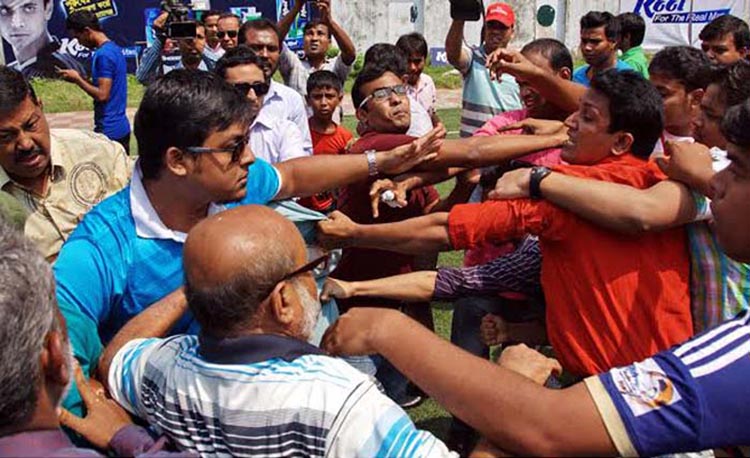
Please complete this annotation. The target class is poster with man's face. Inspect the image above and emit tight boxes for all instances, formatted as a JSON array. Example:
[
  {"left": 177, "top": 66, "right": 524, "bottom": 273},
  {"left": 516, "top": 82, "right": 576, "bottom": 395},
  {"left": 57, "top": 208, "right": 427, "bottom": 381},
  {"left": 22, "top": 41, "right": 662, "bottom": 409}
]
[
  {"left": 1, "top": 0, "right": 279, "bottom": 79},
  {"left": 0, "top": 0, "right": 89, "bottom": 79}
]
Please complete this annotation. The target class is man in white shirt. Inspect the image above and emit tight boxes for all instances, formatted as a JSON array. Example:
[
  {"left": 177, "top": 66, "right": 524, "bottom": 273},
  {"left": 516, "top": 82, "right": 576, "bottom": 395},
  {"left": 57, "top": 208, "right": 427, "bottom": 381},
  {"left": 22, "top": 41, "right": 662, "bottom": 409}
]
[
  {"left": 276, "top": 0, "right": 356, "bottom": 99},
  {"left": 216, "top": 46, "right": 307, "bottom": 163},
  {"left": 240, "top": 19, "right": 313, "bottom": 155}
]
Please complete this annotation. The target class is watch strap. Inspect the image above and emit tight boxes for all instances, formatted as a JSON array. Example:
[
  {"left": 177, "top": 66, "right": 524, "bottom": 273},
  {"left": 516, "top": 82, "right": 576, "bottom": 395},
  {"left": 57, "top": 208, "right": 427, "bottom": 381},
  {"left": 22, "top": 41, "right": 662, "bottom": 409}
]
[{"left": 529, "top": 166, "right": 552, "bottom": 200}]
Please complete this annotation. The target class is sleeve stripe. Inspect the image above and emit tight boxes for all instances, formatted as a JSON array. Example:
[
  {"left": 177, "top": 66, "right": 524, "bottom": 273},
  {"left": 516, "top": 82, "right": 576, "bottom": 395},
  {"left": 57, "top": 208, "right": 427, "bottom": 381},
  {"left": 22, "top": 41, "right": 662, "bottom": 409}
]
[{"left": 584, "top": 376, "right": 639, "bottom": 458}]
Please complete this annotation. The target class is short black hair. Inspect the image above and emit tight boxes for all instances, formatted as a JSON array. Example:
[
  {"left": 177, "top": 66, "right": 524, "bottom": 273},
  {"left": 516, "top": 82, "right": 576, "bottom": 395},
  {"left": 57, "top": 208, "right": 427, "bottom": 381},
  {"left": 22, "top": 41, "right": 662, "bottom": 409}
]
[
  {"left": 699, "top": 14, "right": 750, "bottom": 50},
  {"left": 134, "top": 70, "right": 253, "bottom": 180},
  {"left": 580, "top": 11, "right": 620, "bottom": 42},
  {"left": 214, "top": 46, "right": 264, "bottom": 79},
  {"left": 649, "top": 46, "right": 713, "bottom": 92},
  {"left": 307, "top": 70, "right": 342, "bottom": 94},
  {"left": 218, "top": 12, "right": 240, "bottom": 24},
  {"left": 66, "top": 10, "right": 102, "bottom": 33},
  {"left": 589, "top": 70, "right": 664, "bottom": 158},
  {"left": 520, "top": 38, "right": 573, "bottom": 74},
  {"left": 239, "top": 18, "right": 281, "bottom": 46},
  {"left": 709, "top": 60, "right": 750, "bottom": 108},
  {"left": 351, "top": 64, "right": 395, "bottom": 110},
  {"left": 721, "top": 98, "right": 750, "bottom": 148},
  {"left": 363, "top": 43, "right": 407, "bottom": 77},
  {"left": 303, "top": 19, "right": 331, "bottom": 38},
  {"left": 617, "top": 12, "right": 645, "bottom": 47},
  {"left": 0, "top": 66, "right": 38, "bottom": 116},
  {"left": 396, "top": 33, "right": 428, "bottom": 59},
  {"left": 202, "top": 9, "right": 222, "bottom": 22}
]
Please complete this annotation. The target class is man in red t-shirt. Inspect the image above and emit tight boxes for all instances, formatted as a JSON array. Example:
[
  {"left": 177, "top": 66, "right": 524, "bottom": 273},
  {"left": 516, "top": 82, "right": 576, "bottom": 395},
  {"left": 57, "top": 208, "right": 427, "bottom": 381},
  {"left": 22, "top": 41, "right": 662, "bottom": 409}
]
[
  {"left": 320, "top": 70, "right": 693, "bottom": 377},
  {"left": 300, "top": 70, "right": 354, "bottom": 213}
]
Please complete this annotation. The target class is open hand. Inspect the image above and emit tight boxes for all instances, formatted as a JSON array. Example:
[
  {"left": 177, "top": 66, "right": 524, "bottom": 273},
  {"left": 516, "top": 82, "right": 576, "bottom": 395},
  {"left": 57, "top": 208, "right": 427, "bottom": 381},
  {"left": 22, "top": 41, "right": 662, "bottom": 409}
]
[
  {"left": 378, "top": 124, "right": 445, "bottom": 175},
  {"left": 317, "top": 211, "right": 358, "bottom": 249},
  {"left": 58, "top": 364, "right": 132, "bottom": 450},
  {"left": 486, "top": 48, "right": 542, "bottom": 82},
  {"left": 497, "top": 118, "right": 567, "bottom": 136}
]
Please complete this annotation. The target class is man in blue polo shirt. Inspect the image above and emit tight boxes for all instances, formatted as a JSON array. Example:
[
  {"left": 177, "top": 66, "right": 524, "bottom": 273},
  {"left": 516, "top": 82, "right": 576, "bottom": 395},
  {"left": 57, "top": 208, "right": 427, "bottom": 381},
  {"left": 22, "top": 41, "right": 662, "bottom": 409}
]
[
  {"left": 53, "top": 69, "right": 441, "bottom": 416},
  {"left": 58, "top": 11, "right": 130, "bottom": 153},
  {"left": 573, "top": 11, "right": 633, "bottom": 87}
]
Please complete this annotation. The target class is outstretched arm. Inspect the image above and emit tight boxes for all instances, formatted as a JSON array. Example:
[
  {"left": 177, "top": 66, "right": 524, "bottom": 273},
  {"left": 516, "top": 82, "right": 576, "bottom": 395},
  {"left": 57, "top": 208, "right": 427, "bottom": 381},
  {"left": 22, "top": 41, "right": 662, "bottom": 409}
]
[
  {"left": 318, "top": 210, "right": 452, "bottom": 254},
  {"left": 320, "top": 0, "right": 356, "bottom": 65},
  {"left": 490, "top": 168, "right": 697, "bottom": 234},
  {"left": 274, "top": 125, "right": 444, "bottom": 200},
  {"left": 445, "top": 20, "right": 471, "bottom": 73},
  {"left": 322, "top": 309, "right": 616, "bottom": 456},
  {"left": 277, "top": 0, "right": 305, "bottom": 40},
  {"left": 98, "top": 288, "right": 188, "bottom": 390},
  {"left": 419, "top": 132, "right": 568, "bottom": 170},
  {"left": 321, "top": 271, "right": 438, "bottom": 303}
]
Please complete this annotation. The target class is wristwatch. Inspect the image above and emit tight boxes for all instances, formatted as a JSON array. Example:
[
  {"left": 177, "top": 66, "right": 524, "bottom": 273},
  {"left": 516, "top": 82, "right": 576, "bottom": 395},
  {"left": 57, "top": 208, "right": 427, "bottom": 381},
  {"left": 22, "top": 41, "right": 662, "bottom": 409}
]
[
  {"left": 529, "top": 166, "right": 552, "bottom": 200},
  {"left": 365, "top": 150, "right": 378, "bottom": 176}
]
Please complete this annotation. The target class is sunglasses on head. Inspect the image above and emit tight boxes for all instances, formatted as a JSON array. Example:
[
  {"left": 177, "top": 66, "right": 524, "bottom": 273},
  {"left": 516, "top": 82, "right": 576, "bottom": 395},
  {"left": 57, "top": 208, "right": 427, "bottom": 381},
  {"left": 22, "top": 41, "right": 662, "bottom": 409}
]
[
  {"left": 232, "top": 81, "right": 270, "bottom": 97},
  {"left": 261, "top": 253, "right": 332, "bottom": 299},
  {"left": 217, "top": 30, "right": 238, "bottom": 39}
]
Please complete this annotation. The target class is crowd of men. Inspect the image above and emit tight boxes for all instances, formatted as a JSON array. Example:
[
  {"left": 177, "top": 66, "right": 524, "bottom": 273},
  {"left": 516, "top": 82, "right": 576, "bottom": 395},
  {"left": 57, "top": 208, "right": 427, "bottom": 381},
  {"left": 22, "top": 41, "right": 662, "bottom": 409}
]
[{"left": 1, "top": 1, "right": 750, "bottom": 456}]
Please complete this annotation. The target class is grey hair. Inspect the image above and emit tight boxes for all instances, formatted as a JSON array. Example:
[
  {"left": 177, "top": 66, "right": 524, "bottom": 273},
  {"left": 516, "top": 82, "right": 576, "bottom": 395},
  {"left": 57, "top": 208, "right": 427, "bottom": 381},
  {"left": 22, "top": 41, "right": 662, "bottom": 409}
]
[
  {"left": 0, "top": 219, "right": 56, "bottom": 428},
  {"left": 185, "top": 236, "right": 296, "bottom": 337}
]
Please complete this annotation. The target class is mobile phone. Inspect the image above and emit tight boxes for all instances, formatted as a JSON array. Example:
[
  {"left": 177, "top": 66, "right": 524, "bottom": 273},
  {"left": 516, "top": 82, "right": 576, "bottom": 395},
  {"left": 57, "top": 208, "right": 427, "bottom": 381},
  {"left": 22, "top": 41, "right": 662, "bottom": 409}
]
[{"left": 168, "top": 22, "right": 197, "bottom": 39}]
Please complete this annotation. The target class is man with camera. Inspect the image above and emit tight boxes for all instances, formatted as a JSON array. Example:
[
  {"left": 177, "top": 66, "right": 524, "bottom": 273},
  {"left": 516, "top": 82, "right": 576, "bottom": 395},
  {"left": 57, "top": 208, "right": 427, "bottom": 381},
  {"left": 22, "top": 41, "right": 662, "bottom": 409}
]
[
  {"left": 446, "top": 1, "right": 522, "bottom": 138},
  {"left": 136, "top": 11, "right": 215, "bottom": 86}
]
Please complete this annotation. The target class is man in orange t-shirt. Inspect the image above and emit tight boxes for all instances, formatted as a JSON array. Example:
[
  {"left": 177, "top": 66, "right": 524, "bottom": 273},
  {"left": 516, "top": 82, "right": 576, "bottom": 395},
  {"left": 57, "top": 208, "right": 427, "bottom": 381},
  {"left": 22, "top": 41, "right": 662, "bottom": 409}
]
[{"left": 318, "top": 70, "right": 693, "bottom": 377}]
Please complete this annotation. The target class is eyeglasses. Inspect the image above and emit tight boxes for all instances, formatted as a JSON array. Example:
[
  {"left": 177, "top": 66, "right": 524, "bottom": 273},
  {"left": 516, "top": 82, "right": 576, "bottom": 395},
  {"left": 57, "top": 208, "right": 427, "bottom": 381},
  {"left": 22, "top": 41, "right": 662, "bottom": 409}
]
[
  {"left": 232, "top": 81, "right": 270, "bottom": 97},
  {"left": 262, "top": 253, "right": 332, "bottom": 299},
  {"left": 216, "top": 30, "right": 238, "bottom": 39},
  {"left": 357, "top": 84, "right": 408, "bottom": 109},
  {"left": 184, "top": 138, "right": 247, "bottom": 163},
  {"left": 280, "top": 253, "right": 332, "bottom": 283}
]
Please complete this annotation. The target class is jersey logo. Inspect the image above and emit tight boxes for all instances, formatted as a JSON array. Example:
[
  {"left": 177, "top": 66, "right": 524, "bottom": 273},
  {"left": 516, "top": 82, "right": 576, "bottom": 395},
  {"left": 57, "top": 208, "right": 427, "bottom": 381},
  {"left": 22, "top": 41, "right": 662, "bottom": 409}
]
[{"left": 610, "top": 358, "right": 682, "bottom": 417}]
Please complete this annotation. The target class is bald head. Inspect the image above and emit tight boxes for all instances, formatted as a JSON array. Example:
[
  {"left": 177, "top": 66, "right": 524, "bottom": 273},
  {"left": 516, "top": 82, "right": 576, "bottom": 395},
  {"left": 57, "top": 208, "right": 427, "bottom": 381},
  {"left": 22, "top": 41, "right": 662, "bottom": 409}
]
[{"left": 184, "top": 205, "right": 309, "bottom": 337}]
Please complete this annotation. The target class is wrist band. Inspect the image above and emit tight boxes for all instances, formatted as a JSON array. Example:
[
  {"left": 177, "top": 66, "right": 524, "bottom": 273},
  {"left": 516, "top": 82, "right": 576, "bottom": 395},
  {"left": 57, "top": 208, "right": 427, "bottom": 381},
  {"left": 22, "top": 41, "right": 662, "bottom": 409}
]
[{"left": 366, "top": 150, "right": 378, "bottom": 176}]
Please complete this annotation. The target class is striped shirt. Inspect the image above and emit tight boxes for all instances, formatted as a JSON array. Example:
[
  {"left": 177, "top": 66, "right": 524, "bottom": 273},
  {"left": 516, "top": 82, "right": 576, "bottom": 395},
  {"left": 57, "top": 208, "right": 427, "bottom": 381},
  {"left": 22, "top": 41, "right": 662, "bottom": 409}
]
[
  {"left": 684, "top": 149, "right": 749, "bottom": 332},
  {"left": 457, "top": 46, "right": 522, "bottom": 138},
  {"left": 109, "top": 334, "right": 456, "bottom": 458},
  {"left": 586, "top": 310, "right": 750, "bottom": 456},
  {"left": 434, "top": 236, "right": 542, "bottom": 301}
]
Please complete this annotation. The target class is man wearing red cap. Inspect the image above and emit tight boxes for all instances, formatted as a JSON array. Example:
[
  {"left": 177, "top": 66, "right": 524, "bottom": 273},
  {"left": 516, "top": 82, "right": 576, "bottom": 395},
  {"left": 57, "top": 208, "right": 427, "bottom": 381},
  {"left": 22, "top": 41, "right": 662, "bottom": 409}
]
[{"left": 445, "top": 2, "right": 523, "bottom": 138}]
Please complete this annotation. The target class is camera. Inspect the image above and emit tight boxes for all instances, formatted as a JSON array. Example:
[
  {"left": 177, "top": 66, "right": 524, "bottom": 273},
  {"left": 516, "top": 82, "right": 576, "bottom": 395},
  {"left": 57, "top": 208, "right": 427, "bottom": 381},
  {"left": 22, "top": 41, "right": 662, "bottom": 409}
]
[
  {"left": 450, "top": 0, "right": 482, "bottom": 21},
  {"left": 160, "top": 0, "right": 197, "bottom": 39}
]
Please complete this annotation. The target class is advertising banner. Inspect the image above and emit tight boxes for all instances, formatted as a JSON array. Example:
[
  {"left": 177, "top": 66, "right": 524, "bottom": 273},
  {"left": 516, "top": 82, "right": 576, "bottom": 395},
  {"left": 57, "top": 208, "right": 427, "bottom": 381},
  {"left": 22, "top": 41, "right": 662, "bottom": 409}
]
[
  {"left": 0, "top": 0, "right": 278, "bottom": 78},
  {"left": 622, "top": 0, "right": 748, "bottom": 50}
]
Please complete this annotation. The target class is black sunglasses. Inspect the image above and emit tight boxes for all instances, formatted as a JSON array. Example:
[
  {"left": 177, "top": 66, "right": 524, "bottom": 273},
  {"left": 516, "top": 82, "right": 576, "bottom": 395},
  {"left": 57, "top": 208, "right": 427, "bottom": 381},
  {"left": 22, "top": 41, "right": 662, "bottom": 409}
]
[
  {"left": 232, "top": 81, "right": 270, "bottom": 97},
  {"left": 216, "top": 30, "right": 238, "bottom": 39},
  {"left": 184, "top": 138, "right": 247, "bottom": 163}
]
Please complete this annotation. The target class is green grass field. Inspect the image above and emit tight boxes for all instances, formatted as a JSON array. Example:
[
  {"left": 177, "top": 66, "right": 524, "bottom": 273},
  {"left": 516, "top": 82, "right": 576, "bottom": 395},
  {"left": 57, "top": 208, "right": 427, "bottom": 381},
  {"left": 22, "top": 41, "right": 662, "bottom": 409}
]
[{"left": 22, "top": 74, "right": 466, "bottom": 441}]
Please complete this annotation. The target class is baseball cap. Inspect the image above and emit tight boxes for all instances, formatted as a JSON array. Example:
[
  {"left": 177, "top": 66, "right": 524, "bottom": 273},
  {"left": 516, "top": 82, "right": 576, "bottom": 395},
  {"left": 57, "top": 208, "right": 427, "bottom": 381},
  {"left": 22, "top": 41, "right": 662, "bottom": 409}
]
[{"left": 485, "top": 2, "right": 515, "bottom": 27}]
